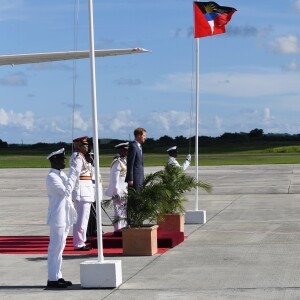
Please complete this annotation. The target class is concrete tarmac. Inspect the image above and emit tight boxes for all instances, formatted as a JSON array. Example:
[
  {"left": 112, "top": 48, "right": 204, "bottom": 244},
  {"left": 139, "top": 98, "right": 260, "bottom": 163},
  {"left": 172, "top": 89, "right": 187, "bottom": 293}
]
[{"left": 1, "top": 164, "right": 300, "bottom": 299}]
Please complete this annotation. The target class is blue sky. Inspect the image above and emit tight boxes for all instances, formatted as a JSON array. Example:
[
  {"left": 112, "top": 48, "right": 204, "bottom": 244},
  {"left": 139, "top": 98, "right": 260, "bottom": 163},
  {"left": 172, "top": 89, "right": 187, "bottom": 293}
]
[{"left": 0, "top": 0, "right": 300, "bottom": 144}]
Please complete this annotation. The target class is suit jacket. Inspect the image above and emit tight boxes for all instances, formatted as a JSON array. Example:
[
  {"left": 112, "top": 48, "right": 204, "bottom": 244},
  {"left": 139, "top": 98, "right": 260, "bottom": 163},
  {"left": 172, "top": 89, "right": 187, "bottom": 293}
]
[{"left": 125, "top": 140, "right": 144, "bottom": 190}]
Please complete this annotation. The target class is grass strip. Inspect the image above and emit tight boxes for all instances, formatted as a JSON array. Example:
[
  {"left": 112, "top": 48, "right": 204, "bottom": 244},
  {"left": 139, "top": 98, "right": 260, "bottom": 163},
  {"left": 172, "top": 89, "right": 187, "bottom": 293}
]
[{"left": 1, "top": 153, "right": 300, "bottom": 168}]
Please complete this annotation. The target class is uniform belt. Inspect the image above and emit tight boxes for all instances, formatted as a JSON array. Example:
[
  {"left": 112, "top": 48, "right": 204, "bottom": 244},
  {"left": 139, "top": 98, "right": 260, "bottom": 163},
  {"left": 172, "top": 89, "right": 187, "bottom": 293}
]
[{"left": 79, "top": 176, "right": 92, "bottom": 180}]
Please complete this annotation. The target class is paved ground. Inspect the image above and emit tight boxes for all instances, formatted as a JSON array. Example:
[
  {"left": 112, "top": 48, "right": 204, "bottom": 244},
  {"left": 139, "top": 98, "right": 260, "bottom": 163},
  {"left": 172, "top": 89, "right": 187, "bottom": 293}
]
[{"left": 1, "top": 164, "right": 300, "bottom": 299}]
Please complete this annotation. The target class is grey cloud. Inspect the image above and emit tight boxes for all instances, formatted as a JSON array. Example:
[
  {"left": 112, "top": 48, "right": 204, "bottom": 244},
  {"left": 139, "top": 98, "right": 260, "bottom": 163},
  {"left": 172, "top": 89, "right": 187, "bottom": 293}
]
[
  {"left": 187, "top": 26, "right": 194, "bottom": 38},
  {"left": 226, "top": 25, "right": 259, "bottom": 37},
  {"left": 0, "top": 72, "right": 27, "bottom": 86}
]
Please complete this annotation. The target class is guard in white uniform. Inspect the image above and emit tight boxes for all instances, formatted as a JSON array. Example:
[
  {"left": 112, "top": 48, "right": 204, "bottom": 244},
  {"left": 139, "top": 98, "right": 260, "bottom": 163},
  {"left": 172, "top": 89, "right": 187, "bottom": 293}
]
[
  {"left": 68, "top": 136, "right": 95, "bottom": 251},
  {"left": 167, "top": 146, "right": 191, "bottom": 171},
  {"left": 105, "top": 142, "right": 129, "bottom": 231},
  {"left": 46, "top": 148, "right": 74, "bottom": 289}
]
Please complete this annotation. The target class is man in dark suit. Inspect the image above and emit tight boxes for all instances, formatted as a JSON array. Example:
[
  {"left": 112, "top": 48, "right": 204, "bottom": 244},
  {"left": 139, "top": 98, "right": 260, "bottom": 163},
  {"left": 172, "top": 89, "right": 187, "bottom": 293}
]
[{"left": 125, "top": 127, "right": 147, "bottom": 191}]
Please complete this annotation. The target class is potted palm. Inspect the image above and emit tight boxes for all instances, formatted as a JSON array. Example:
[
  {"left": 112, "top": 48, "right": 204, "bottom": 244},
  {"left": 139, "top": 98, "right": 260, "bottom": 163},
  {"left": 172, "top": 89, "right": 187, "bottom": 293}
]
[
  {"left": 155, "top": 164, "right": 212, "bottom": 233},
  {"left": 120, "top": 173, "right": 170, "bottom": 256},
  {"left": 103, "top": 165, "right": 211, "bottom": 254}
]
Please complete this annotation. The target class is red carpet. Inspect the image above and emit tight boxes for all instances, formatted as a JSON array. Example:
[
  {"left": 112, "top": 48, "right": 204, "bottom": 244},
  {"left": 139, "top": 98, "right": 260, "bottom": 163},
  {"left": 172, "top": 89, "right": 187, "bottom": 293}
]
[{"left": 0, "top": 235, "right": 179, "bottom": 255}]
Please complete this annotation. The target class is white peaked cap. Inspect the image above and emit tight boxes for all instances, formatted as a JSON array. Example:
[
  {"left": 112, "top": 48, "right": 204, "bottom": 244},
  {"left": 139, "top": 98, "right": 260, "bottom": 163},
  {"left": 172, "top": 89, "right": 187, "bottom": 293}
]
[
  {"left": 47, "top": 148, "right": 65, "bottom": 160},
  {"left": 167, "top": 146, "right": 177, "bottom": 152},
  {"left": 115, "top": 142, "right": 129, "bottom": 149}
]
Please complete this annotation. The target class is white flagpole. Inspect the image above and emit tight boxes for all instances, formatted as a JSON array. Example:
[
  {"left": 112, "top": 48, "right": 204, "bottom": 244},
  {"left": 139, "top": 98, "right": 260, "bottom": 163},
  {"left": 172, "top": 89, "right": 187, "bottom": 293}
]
[
  {"left": 87, "top": 0, "right": 104, "bottom": 262},
  {"left": 81, "top": 0, "right": 122, "bottom": 288},
  {"left": 185, "top": 1, "right": 206, "bottom": 224},
  {"left": 195, "top": 35, "right": 199, "bottom": 211}
]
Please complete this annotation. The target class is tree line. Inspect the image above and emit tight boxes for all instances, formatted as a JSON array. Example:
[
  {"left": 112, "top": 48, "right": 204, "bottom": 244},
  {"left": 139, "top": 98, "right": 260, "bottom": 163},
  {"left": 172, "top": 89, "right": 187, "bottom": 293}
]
[{"left": 1, "top": 129, "right": 300, "bottom": 154}]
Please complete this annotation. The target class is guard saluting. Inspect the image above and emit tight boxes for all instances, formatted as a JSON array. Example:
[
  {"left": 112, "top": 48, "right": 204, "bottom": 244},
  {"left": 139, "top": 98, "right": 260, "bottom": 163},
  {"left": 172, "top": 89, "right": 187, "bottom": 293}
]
[
  {"left": 167, "top": 146, "right": 191, "bottom": 171},
  {"left": 68, "top": 136, "right": 95, "bottom": 251},
  {"left": 46, "top": 148, "right": 73, "bottom": 288}
]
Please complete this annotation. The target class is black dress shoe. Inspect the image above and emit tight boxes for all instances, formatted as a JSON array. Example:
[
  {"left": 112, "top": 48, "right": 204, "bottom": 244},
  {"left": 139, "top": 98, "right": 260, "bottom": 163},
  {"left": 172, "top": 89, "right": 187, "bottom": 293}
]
[
  {"left": 47, "top": 280, "right": 68, "bottom": 288},
  {"left": 58, "top": 278, "right": 72, "bottom": 286},
  {"left": 74, "top": 245, "right": 91, "bottom": 251}
]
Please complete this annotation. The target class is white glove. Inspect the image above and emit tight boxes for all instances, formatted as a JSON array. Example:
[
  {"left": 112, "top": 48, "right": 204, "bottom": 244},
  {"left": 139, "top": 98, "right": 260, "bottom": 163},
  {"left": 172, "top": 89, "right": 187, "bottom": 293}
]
[{"left": 186, "top": 154, "right": 191, "bottom": 162}]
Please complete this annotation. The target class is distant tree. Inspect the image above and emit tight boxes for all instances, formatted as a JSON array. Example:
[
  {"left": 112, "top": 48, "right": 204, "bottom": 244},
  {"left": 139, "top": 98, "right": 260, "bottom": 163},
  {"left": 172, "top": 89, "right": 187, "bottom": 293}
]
[
  {"left": 175, "top": 135, "right": 188, "bottom": 145},
  {"left": 220, "top": 132, "right": 239, "bottom": 139},
  {"left": 0, "top": 139, "right": 8, "bottom": 148},
  {"left": 220, "top": 132, "right": 248, "bottom": 141},
  {"left": 145, "top": 137, "right": 155, "bottom": 146},
  {"left": 157, "top": 135, "right": 174, "bottom": 146},
  {"left": 249, "top": 128, "right": 264, "bottom": 138}
]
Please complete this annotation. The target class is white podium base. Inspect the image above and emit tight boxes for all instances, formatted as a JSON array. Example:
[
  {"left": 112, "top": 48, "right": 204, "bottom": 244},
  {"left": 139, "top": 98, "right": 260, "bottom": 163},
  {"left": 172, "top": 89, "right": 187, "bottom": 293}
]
[
  {"left": 185, "top": 210, "right": 206, "bottom": 224},
  {"left": 80, "top": 260, "right": 122, "bottom": 288}
]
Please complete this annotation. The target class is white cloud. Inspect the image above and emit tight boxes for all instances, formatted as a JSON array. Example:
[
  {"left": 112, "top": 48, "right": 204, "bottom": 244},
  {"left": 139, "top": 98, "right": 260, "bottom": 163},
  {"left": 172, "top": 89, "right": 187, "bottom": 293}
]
[
  {"left": 50, "top": 121, "right": 66, "bottom": 134},
  {"left": 73, "top": 111, "right": 89, "bottom": 131},
  {"left": 270, "top": 35, "right": 300, "bottom": 54},
  {"left": 214, "top": 115, "right": 223, "bottom": 131},
  {"left": 263, "top": 107, "right": 275, "bottom": 124},
  {"left": 148, "top": 111, "right": 192, "bottom": 137},
  {"left": 109, "top": 110, "right": 138, "bottom": 133},
  {"left": 295, "top": 0, "right": 300, "bottom": 11},
  {"left": 0, "top": 108, "right": 9, "bottom": 125},
  {"left": 282, "top": 59, "right": 300, "bottom": 71},
  {"left": 0, "top": 108, "right": 34, "bottom": 129}
]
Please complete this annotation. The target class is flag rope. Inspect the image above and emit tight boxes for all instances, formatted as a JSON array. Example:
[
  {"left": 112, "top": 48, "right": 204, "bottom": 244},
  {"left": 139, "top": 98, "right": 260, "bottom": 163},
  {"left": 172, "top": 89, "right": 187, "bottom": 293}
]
[
  {"left": 188, "top": 39, "right": 196, "bottom": 156},
  {"left": 72, "top": 0, "right": 80, "bottom": 152}
]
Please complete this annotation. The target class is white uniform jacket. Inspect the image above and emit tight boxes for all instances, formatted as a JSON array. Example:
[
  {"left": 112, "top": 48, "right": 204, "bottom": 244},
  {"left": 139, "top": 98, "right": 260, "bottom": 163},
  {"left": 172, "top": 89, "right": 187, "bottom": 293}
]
[
  {"left": 105, "top": 157, "right": 127, "bottom": 198},
  {"left": 68, "top": 152, "right": 95, "bottom": 203},
  {"left": 46, "top": 168, "right": 69, "bottom": 227},
  {"left": 168, "top": 156, "right": 190, "bottom": 171}
]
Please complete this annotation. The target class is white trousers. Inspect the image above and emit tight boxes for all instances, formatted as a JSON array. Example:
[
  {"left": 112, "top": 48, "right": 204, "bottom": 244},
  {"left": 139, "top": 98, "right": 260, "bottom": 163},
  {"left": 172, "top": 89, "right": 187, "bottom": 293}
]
[
  {"left": 113, "top": 195, "right": 127, "bottom": 231},
  {"left": 48, "top": 225, "right": 69, "bottom": 281},
  {"left": 73, "top": 201, "right": 91, "bottom": 248}
]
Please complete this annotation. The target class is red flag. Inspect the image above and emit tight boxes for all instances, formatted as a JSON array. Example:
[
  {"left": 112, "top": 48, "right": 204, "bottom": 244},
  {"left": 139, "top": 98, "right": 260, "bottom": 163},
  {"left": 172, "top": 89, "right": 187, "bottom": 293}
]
[{"left": 194, "top": 2, "right": 237, "bottom": 38}]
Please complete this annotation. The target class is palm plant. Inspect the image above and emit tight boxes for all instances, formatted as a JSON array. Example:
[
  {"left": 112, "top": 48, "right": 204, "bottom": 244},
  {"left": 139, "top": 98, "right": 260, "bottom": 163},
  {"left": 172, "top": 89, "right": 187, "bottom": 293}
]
[
  {"left": 154, "top": 164, "right": 212, "bottom": 216},
  {"left": 126, "top": 172, "right": 171, "bottom": 227},
  {"left": 103, "top": 164, "right": 211, "bottom": 228}
]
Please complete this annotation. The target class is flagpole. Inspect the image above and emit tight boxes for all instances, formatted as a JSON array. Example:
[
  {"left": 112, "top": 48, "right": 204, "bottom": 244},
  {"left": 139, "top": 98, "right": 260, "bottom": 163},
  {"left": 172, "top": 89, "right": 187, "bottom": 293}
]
[
  {"left": 87, "top": 0, "right": 104, "bottom": 262},
  {"left": 185, "top": 0, "right": 206, "bottom": 224},
  {"left": 195, "top": 0, "right": 200, "bottom": 211},
  {"left": 81, "top": 0, "right": 122, "bottom": 288},
  {"left": 195, "top": 35, "right": 199, "bottom": 211}
]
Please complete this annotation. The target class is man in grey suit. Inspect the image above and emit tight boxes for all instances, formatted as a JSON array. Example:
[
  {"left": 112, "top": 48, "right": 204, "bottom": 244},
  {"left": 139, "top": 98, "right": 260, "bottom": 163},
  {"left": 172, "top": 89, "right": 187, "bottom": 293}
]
[{"left": 125, "top": 127, "right": 147, "bottom": 191}]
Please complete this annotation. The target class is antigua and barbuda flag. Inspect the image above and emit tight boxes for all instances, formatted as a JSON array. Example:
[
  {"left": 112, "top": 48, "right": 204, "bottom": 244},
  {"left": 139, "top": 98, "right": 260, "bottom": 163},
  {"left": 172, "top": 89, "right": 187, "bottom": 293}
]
[{"left": 194, "top": 1, "right": 237, "bottom": 38}]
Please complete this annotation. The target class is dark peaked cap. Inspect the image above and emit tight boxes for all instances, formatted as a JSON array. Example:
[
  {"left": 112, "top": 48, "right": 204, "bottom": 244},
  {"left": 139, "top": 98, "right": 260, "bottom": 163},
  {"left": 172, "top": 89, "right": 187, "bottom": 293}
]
[{"left": 73, "top": 136, "right": 89, "bottom": 145}]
